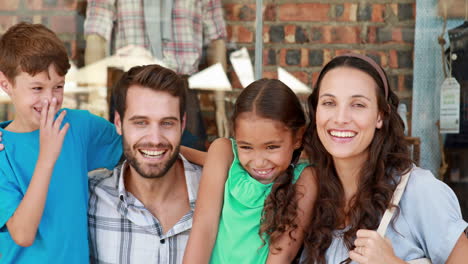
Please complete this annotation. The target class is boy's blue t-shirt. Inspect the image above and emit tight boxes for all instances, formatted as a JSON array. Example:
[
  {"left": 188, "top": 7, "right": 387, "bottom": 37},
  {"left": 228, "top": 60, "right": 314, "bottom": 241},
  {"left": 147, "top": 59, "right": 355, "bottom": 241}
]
[{"left": 0, "top": 109, "right": 122, "bottom": 264}]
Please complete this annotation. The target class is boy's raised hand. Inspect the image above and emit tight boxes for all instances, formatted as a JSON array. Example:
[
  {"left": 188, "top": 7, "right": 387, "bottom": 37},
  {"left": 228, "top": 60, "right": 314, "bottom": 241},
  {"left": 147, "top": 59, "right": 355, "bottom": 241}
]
[
  {"left": 5, "top": 98, "right": 70, "bottom": 247},
  {"left": 38, "top": 97, "right": 69, "bottom": 163}
]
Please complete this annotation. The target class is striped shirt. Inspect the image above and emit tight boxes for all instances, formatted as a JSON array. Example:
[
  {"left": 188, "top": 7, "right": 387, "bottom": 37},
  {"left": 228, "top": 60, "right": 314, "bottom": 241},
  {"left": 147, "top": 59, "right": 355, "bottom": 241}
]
[
  {"left": 84, "top": 0, "right": 227, "bottom": 75},
  {"left": 88, "top": 156, "right": 202, "bottom": 264}
]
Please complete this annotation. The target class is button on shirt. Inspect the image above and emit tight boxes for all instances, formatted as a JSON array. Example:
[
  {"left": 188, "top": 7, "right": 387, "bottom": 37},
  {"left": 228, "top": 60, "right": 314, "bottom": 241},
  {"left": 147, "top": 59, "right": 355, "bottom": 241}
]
[
  {"left": 88, "top": 156, "right": 202, "bottom": 264},
  {"left": 84, "top": 0, "right": 227, "bottom": 75}
]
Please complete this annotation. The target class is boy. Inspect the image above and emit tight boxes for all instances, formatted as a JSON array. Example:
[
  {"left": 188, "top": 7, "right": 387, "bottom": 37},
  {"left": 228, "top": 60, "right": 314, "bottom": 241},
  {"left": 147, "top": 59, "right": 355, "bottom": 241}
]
[{"left": 0, "top": 23, "right": 121, "bottom": 263}]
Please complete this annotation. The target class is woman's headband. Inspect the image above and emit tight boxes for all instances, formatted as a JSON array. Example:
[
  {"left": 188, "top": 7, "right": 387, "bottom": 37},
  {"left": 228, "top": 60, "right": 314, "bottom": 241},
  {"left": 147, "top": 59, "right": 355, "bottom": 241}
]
[{"left": 326, "top": 53, "right": 389, "bottom": 99}]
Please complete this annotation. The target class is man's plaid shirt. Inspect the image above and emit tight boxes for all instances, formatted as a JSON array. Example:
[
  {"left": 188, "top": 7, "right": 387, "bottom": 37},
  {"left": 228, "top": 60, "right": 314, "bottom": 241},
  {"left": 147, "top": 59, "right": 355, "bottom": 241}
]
[
  {"left": 84, "top": 0, "right": 227, "bottom": 75},
  {"left": 88, "top": 156, "right": 202, "bottom": 264}
]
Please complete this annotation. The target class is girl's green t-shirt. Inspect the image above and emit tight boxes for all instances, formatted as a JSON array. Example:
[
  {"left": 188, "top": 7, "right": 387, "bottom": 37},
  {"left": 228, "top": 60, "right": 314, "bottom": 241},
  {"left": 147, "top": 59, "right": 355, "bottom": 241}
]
[{"left": 210, "top": 139, "right": 308, "bottom": 264}]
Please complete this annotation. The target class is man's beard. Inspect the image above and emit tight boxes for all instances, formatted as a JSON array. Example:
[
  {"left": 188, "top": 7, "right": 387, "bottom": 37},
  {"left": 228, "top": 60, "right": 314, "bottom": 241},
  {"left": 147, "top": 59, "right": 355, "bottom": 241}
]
[{"left": 123, "top": 136, "right": 180, "bottom": 179}]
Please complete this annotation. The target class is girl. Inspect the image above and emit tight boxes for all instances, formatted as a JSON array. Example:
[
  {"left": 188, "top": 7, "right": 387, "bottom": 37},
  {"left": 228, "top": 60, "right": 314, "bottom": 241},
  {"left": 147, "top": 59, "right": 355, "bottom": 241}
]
[
  {"left": 183, "top": 79, "right": 316, "bottom": 263},
  {"left": 301, "top": 54, "right": 468, "bottom": 264}
]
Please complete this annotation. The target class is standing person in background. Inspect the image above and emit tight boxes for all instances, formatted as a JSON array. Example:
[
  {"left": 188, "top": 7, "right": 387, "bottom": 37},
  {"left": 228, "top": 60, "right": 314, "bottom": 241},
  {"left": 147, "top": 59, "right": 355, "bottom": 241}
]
[
  {"left": 183, "top": 79, "right": 317, "bottom": 263},
  {"left": 301, "top": 54, "right": 468, "bottom": 264},
  {"left": 84, "top": 0, "right": 229, "bottom": 149}
]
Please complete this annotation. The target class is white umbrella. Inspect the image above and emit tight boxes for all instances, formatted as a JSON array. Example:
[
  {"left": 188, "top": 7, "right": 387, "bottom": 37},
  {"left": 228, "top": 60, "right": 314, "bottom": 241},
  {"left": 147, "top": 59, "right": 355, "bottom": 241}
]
[
  {"left": 229, "top": 47, "right": 254, "bottom": 88},
  {"left": 188, "top": 63, "right": 232, "bottom": 91},
  {"left": 73, "top": 46, "right": 166, "bottom": 87},
  {"left": 278, "top": 67, "right": 312, "bottom": 94},
  {"left": 0, "top": 89, "right": 9, "bottom": 103}
]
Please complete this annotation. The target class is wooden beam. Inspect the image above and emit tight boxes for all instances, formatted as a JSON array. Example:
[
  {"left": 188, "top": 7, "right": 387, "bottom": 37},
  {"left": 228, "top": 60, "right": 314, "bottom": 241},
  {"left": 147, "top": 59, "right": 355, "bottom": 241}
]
[{"left": 438, "top": 0, "right": 468, "bottom": 19}]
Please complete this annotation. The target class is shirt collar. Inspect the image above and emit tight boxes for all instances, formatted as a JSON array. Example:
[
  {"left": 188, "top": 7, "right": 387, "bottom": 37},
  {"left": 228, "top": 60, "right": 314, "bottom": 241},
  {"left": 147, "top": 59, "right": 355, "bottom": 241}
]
[
  {"left": 117, "top": 160, "right": 129, "bottom": 203},
  {"left": 179, "top": 154, "right": 200, "bottom": 207}
]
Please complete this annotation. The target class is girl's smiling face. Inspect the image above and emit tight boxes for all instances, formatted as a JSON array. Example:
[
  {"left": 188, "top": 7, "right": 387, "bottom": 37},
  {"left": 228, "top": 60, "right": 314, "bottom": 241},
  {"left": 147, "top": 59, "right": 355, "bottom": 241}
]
[
  {"left": 234, "top": 113, "right": 302, "bottom": 184},
  {"left": 316, "top": 67, "right": 383, "bottom": 164}
]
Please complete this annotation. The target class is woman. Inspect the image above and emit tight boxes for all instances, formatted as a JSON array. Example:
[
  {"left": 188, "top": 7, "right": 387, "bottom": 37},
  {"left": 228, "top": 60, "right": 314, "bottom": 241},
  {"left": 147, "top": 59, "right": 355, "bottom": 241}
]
[{"left": 301, "top": 54, "right": 468, "bottom": 264}]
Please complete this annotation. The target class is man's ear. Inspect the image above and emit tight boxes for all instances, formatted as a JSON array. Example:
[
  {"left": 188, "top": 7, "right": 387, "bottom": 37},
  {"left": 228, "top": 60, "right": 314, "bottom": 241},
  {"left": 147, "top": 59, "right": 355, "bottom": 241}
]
[
  {"left": 0, "top": 71, "right": 12, "bottom": 95},
  {"left": 294, "top": 126, "right": 306, "bottom": 149},
  {"left": 114, "top": 111, "right": 123, "bottom": 135},
  {"left": 181, "top": 113, "right": 187, "bottom": 132}
]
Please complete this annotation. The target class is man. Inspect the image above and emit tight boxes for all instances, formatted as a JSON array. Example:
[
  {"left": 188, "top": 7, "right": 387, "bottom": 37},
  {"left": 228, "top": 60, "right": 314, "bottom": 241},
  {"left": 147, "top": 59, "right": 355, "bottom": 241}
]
[{"left": 87, "top": 64, "right": 202, "bottom": 263}]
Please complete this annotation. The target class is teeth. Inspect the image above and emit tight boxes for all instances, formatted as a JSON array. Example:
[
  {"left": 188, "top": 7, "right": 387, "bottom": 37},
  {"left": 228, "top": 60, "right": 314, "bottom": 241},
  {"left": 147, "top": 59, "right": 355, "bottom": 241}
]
[
  {"left": 255, "top": 169, "right": 272, "bottom": 175},
  {"left": 330, "top": 130, "right": 356, "bottom": 138},
  {"left": 140, "top": 149, "right": 165, "bottom": 157}
]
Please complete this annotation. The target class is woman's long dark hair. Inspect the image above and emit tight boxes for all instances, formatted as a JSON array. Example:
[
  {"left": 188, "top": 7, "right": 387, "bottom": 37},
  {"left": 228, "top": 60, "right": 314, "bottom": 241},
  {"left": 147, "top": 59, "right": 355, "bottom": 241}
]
[
  {"left": 302, "top": 56, "right": 413, "bottom": 264},
  {"left": 232, "top": 78, "right": 306, "bottom": 250}
]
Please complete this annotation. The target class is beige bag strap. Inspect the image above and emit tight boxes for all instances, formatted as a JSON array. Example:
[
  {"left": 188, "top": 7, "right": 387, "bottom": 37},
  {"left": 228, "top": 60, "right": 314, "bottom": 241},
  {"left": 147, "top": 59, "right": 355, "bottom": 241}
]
[
  {"left": 376, "top": 168, "right": 432, "bottom": 264},
  {"left": 377, "top": 169, "right": 412, "bottom": 237},
  {"left": 407, "top": 260, "right": 432, "bottom": 264}
]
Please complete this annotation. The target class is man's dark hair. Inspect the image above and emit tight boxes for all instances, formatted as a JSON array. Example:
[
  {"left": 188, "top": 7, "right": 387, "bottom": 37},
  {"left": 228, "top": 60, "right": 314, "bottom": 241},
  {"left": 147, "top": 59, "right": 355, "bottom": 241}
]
[{"left": 113, "top": 64, "right": 186, "bottom": 120}]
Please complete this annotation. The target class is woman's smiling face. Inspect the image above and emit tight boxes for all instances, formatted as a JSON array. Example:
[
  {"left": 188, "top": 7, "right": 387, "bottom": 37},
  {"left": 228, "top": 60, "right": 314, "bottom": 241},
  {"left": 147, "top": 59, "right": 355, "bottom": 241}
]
[{"left": 316, "top": 66, "right": 383, "bottom": 163}]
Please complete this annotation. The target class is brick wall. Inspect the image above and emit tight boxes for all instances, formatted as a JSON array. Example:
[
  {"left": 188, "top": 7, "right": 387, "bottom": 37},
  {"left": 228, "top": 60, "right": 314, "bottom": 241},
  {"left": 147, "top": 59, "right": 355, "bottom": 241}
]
[
  {"left": 0, "top": 0, "right": 86, "bottom": 66},
  {"left": 0, "top": 0, "right": 416, "bottom": 96},
  {"left": 0, "top": 0, "right": 416, "bottom": 135},
  {"left": 223, "top": 0, "right": 416, "bottom": 108}
]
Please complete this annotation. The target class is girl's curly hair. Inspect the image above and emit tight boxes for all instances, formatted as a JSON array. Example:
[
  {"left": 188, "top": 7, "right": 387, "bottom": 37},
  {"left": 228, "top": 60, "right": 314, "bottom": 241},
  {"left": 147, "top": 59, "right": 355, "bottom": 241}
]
[{"left": 231, "top": 78, "right": 306, "bottom": 250}]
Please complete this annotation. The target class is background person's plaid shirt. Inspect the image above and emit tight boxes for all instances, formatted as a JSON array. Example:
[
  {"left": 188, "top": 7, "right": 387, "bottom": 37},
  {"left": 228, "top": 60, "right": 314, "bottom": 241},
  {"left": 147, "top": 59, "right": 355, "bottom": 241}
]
[
  {"left": 88, "top": 156, "right": 202, "bottom": 264},
  {"left": 84, "top": 0, "right": 227, "bottom": 75}
]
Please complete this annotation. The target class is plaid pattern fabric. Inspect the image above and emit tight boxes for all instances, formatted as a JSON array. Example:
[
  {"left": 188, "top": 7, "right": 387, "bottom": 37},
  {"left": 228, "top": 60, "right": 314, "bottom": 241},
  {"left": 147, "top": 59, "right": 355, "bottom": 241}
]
[
  {"left": 88, "top": 156, "right": 202, "bottom": 264},
  {"left": 84, "top": 0, "right": 227, "bottom": 75}
]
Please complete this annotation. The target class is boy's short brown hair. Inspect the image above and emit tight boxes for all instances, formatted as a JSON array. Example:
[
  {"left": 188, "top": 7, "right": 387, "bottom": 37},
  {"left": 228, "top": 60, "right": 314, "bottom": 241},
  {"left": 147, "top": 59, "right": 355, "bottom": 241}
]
[{"left": 0, "top": 22, "right": 70, "bottom": 83}]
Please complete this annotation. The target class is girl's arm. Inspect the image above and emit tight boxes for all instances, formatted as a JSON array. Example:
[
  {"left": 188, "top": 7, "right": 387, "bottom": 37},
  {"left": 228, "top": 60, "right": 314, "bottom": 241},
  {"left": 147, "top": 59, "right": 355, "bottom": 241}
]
[
  {"left": 266, "top": 166, "right": 318, "bottom": 264},
  {"left": 180, "top": 146, "right": 207, "bottom": 166},
  {"left": 182, "top": 138, "right": 233, "bottom": 263}
]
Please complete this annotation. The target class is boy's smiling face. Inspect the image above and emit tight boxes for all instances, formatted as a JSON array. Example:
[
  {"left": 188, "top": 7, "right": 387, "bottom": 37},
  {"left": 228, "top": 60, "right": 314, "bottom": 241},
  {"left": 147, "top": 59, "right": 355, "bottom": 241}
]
[{"left": 0, "top": 64, "right": 65, "bottom": 132}]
